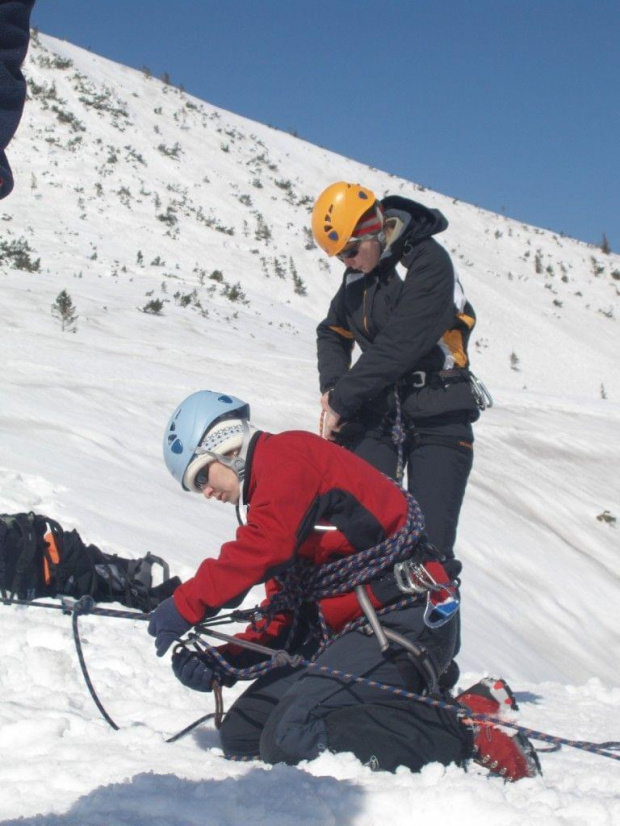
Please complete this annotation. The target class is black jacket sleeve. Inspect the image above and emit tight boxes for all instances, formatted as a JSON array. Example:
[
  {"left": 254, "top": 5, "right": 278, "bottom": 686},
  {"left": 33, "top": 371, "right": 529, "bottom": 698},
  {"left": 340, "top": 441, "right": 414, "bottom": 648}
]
[
  {"left": 329, "top": 239, "right": 456, "bottom": 420},
  {"left": 0, "top": 0, "right": 34, "bottom": 199},
  {"left": 316, "top": 279, "right": 355, "bottom": 394}
]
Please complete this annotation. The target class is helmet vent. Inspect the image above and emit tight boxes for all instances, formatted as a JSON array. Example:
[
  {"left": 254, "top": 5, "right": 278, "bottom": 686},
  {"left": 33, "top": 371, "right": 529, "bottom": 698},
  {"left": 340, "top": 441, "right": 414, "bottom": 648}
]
[{"left": 168, "top": 435, "right": 184, "bottom": 454}]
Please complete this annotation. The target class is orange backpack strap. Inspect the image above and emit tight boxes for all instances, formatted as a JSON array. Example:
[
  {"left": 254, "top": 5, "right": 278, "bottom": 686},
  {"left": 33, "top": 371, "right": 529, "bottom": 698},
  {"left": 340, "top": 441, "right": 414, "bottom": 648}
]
[{"left": 42, "top": 528, "right": 61, "bottom": 585}]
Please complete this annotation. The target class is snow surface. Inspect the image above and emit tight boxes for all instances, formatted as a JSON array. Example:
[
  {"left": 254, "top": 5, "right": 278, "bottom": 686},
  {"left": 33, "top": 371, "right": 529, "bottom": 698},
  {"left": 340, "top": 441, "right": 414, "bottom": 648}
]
[{"left": 0, "top": 32, "right": 619, "bottom": 825}]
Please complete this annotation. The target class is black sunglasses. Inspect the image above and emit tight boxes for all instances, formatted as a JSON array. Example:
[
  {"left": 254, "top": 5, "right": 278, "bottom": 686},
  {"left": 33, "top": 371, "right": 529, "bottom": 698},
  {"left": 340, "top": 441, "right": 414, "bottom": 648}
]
[
  {"left": 195, "top": 466, "right": 210, "bottom": 491},
  {"left": 337, "top": 241, "right": 362, "bottom": 262}
]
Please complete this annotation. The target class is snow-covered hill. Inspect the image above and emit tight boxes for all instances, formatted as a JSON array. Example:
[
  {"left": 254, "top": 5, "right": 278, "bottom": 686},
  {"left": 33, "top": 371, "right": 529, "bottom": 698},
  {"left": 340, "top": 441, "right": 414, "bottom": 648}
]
[{"left": 1, "top": 32, "right": 619, "bottom": 825}]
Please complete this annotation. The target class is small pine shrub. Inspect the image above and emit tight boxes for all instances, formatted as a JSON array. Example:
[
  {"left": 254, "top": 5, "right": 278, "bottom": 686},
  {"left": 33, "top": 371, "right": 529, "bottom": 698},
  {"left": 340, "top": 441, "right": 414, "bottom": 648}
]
[
  {"left": 125, "top": 145, "right": 146, "bottom": 165},
  {"left": 255, "top": 214, "right": 272, "bottom": 242},
  {"left": 596, "top": 509, "right": 616, "bottom": 525},
  {"left": 221, "top": 281, "right": 246, "bottom": 303},
  {"left": 174, "top": 291, "right": 193, "bottom": 308},
  {"left": 273, "top": 257, "right": 286, "bottom": 279},
  {"left": 289, "top": 257, "right": 307, "bottom": 296},
  {"left": 274, "top": 179, "right": 293, "bottom": 192},
  {"left": 51, "top": 289, "right": 78, "bottom": 332},
  {"left": 140, "top": 299, "right": 164, "bottom": 315},
  {"left": 534, "top": 252, "right": 543, "bottom": 274},
  {"left": 600, "top": 233, "right": 611, "bottom": 255},
  {"left": 0, "top": 237, "right": 41, "bottom": 271},
  {"left": 28, "top": 79, "right": 59, "bottom": 101},
  {"left": 51, "top": 105, "right": 86, "bottom": 132},
  {"left": 157, "top": 206, "right": 178, "bottom": 226},
  {"left": 157, "top": 142, "right": 182, "bottom": 159},
  {"left": 303, "top": 227, "right": 316, "bottom": 250}
]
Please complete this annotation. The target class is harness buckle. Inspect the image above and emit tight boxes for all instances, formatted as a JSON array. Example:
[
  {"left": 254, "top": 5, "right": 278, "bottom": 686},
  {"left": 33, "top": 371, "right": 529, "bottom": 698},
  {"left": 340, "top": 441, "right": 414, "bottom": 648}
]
[
  {"left": 469, "top": 372, "right": 494, "bottom": 410},
  {"left": 410, "top": 371, "right": 426, "bottom": 388}
]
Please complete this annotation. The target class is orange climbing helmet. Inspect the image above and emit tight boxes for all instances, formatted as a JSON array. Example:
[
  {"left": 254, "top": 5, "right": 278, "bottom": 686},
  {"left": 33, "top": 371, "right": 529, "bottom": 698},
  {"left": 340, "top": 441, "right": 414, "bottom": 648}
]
[{"left": 311, "top": 182, "right": 383, "bottom": 256}]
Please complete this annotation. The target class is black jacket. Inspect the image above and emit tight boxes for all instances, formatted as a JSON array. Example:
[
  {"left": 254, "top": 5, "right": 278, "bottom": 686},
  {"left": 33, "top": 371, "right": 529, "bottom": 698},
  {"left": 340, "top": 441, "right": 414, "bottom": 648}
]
[
  {"left": 317, "top": 196, "right": 479, "bottom": 424},
  {"left": 0, "top": 0, "right": 34, "bottom": 199}
]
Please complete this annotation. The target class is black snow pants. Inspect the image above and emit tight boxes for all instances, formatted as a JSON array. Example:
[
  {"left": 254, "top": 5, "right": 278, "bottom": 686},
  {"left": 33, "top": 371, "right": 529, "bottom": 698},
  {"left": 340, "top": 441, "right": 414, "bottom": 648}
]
[
  {"left": 335, "top": 411, "right": 473, "bottom": 678},
  {"left": 218, "top": 603, "right": 472, "bottom": 773},
  {"left": 341, "top": 412, "right": 474, "bottom": 561}
]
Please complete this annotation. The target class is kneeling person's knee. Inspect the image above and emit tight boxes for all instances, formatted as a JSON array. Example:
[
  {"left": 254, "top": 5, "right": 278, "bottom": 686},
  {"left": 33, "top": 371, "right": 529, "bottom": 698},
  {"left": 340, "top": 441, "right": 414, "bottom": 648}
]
[{"left": 259, "top": 694, "right": 328, "bottom": 765}]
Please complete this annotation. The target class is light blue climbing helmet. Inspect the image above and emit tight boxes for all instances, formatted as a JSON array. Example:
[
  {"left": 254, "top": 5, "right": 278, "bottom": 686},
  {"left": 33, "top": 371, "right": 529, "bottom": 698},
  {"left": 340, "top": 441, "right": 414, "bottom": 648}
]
[{"left": 163, "top": 390, "right": 251, "bottom": 492}]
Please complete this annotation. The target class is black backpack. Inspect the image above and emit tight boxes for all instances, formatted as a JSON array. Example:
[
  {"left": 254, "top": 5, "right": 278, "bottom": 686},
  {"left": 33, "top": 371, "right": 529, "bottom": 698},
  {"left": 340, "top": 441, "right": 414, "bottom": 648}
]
[{"left": 0, "top": 512, "right": 181, "bottom": 611}]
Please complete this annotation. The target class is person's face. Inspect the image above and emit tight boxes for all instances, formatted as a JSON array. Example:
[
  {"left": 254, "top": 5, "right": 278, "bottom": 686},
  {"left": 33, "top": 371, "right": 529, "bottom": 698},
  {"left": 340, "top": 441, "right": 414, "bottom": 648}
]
[
  {"left": 338, "top": 238, "right": 382, "bottom": 273},
  {"left": 199, "top": 461, "right": 241, "bottom": 505}
]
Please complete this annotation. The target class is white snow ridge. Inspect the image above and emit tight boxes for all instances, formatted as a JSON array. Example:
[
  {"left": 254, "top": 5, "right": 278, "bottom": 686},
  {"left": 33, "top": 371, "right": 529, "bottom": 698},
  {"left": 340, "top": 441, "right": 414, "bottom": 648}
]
[{"left": 0, "top": 31, "right": 619, "bottom": 826}]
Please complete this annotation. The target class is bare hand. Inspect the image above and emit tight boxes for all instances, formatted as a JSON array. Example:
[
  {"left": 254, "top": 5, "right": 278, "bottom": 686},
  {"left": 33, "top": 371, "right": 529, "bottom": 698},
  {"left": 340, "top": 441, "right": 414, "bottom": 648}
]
[{"left": 323, "top": 406, "right": 341, "bottom": 440}]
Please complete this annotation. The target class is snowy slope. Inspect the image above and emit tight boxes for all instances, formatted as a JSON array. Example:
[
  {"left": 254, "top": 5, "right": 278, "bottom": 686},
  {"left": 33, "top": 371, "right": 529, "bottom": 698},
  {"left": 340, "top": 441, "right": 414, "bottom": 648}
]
[{"left": 0, "top": 32, "right": 619, "bottom": 825}]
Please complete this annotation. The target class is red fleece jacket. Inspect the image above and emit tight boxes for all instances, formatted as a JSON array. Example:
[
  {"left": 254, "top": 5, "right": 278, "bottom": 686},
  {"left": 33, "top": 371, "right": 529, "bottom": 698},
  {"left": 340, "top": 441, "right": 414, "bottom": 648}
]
[{"left": 174, "top": 430, "right": 409, "bottom": 639}]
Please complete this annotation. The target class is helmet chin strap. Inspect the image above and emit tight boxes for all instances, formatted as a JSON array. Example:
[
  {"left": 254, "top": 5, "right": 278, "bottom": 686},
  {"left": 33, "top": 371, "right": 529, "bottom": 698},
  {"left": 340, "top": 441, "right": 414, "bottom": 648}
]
[
  {"left": 204, "top": 420, "right": 252, "bottom": 525},
  {"left": 235, "top": 501, "right": 248, "bottom": 527},
  {"left": 203, "top": 420, "right": 252, "bottom": 477}
]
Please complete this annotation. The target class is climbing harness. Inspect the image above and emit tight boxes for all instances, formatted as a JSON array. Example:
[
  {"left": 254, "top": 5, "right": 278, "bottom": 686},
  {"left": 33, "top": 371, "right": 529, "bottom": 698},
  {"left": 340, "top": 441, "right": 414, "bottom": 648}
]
[{"left": 226, "top": 488, "right": 457, "bottom": 694}]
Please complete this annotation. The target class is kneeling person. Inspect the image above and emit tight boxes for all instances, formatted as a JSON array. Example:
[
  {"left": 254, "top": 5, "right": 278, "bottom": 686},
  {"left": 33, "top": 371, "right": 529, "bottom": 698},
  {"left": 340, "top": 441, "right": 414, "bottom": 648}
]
[{"left": 149, "top": 390, "right": 540, "bottom": 781}]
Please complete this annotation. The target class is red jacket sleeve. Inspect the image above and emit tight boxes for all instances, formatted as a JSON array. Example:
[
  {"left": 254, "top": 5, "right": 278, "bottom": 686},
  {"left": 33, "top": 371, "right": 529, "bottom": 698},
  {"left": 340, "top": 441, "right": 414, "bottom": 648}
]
[{"left": 174, "top": 442, "right": 323, "bottom": 624}]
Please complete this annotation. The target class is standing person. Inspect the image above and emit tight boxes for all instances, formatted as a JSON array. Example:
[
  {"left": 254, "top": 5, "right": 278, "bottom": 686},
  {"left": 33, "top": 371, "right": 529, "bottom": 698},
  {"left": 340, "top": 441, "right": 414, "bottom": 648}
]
[
  {"left": 0, "top": 0, "right": 35, "bottom": 199},
  {"left": 312, "top": 183, "right": 489, "bottom": 687},
  {"left": 312, "top": 182, "right": 485, "bottom": 562},
  {"left": 148, "top": 390, "right": 539, "bottom": 781}
]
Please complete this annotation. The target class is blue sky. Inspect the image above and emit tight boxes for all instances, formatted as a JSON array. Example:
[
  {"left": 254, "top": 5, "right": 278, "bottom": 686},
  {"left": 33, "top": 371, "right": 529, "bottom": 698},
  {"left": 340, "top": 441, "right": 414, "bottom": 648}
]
[{"left": 32, "top": 0, "right": 619, "bottom": 252}]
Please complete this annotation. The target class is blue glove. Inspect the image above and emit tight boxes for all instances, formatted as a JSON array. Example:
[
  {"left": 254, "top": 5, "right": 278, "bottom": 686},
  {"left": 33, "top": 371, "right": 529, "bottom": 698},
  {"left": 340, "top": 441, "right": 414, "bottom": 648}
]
[
  {"left": 172, "top": 647, "right": 215, "bottom": 692},
  {"left": 148, "top": 596, "right": 192, "bottom": 657}
]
